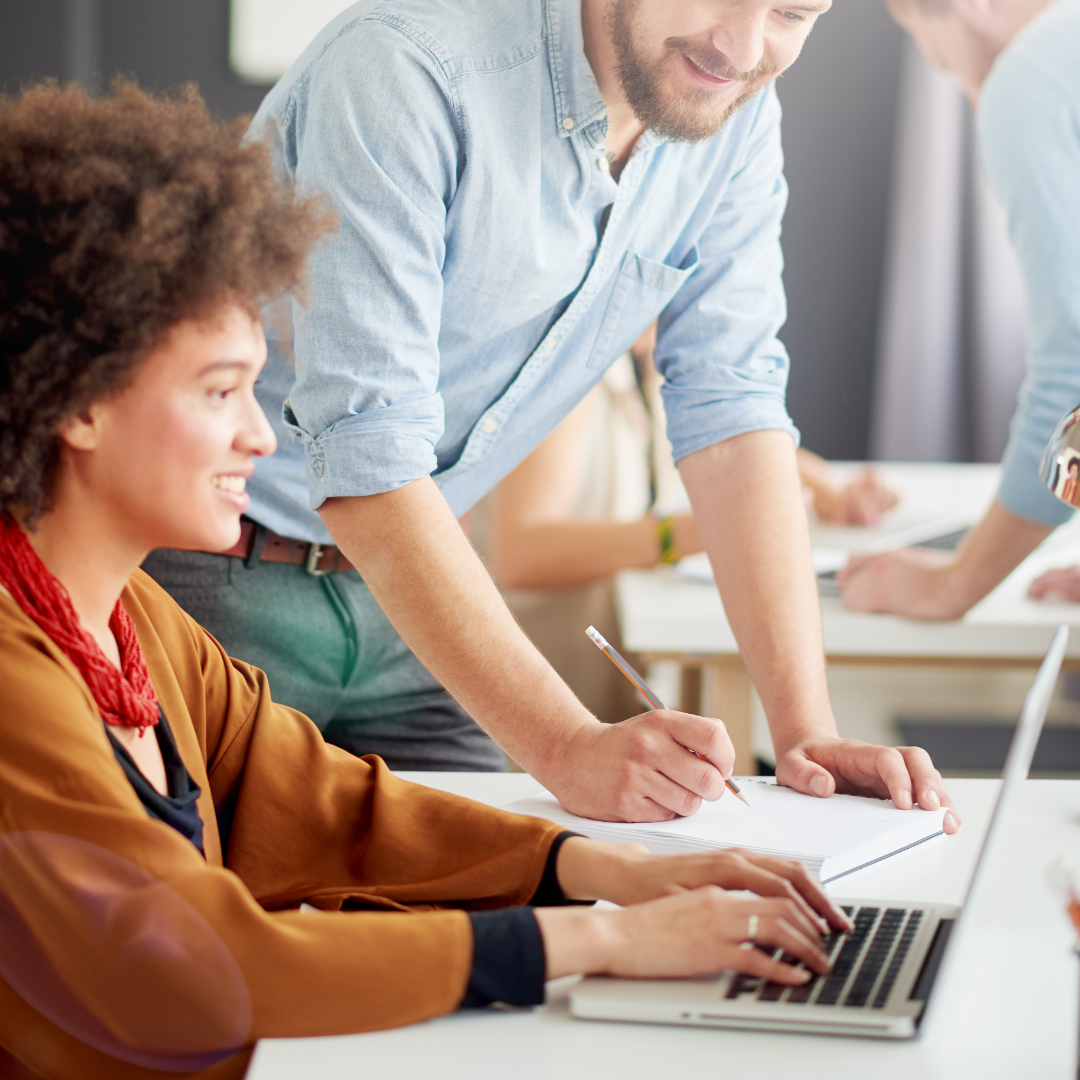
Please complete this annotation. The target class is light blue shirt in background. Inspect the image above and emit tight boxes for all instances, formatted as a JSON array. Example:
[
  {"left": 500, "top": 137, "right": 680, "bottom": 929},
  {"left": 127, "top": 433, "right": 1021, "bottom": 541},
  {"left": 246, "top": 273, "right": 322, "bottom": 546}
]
[
  {"left": 982, "top": 0, "right": 1080, "bottom": 527},
  {"left": 246, "top": 0, "right": 797, "bottom": 544}
]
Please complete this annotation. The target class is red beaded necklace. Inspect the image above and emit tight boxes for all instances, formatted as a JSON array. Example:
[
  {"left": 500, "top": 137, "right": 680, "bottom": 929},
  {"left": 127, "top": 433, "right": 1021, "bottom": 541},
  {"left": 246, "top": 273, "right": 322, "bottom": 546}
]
[{"left": 0, "top": 511, "right": 159, "bottom": 731}]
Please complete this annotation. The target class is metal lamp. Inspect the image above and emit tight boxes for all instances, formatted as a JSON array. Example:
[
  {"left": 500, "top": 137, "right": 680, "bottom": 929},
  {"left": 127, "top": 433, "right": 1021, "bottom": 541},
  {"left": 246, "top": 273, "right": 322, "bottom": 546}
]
[{"left": 1040, "top": 407, "right": 1080, "bottom": 508}]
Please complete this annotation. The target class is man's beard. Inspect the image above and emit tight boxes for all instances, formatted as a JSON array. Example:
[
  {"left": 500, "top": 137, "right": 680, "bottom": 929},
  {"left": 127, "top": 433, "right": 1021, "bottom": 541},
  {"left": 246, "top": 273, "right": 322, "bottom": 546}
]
[{"left": 606, "top": 0, "right": 776, "bottom": 143}]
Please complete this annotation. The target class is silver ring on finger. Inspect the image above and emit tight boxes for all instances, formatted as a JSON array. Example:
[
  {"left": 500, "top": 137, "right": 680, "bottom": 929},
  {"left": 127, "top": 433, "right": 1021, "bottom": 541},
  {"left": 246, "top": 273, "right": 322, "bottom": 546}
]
[{"left": 738, "top": 913, "right": 760, "bottom": 951}]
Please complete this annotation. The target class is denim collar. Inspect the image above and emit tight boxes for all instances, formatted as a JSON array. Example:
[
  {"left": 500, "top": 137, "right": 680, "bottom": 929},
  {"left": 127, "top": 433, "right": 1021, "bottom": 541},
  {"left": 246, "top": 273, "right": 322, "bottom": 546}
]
[
  {"left": 543, "top": 0, "right": 662, "bottom": 153},
  {"left": 544, "top": 0, "right": 609, "bottom": 138}
]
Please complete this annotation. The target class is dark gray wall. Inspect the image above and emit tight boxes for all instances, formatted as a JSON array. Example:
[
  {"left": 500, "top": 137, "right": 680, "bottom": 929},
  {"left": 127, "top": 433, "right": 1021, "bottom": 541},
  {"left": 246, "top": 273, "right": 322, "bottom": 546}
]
[
  {"left": 0, "top": 0, "right": 271, "bottom": 115},
  {"left": 777, "top": 3, "right": 904, "bottom": 460},
  {"left": 0, "top": 1, "right": 902, "bottom": 459},
  {"left": 0, "top": 1, "right": 65, "bottom": 91},
  {"left": 100, "top": 0, "right": 270, "bottom": 117}
]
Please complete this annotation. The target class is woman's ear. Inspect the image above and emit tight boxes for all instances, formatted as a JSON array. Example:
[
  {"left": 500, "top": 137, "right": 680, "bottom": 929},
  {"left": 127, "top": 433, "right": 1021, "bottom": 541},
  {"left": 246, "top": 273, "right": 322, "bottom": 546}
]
[{"left": 57, "top": 406, "right": 103, "bottom": 452}]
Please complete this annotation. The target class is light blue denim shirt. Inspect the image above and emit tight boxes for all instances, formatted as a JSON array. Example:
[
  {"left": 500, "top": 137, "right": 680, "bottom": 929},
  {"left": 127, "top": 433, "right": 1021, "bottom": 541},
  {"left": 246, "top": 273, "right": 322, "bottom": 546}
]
[
  {"left": 247, "top": 0, "right": 797, "bottom": 544},
  {"left": 981, "top": 0, "right": 1080, "bottom": 527}
]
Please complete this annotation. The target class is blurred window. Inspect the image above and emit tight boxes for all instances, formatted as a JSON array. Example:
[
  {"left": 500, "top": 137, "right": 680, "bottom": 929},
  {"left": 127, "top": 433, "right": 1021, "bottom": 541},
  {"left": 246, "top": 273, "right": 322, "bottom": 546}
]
[{"left": 230, "top": 0, "right": 354, "bottom": 82}]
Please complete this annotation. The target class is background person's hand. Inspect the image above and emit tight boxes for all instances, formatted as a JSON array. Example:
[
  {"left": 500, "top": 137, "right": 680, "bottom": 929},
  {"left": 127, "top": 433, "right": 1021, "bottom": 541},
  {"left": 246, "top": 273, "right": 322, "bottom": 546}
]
[
  {"left": 774, "top": 734, "right": 960, "bottom": 833},
  {"left": 838, "top": 547, "right": 966, "bottom": 619},
  {"left": 812, "top": 467, "right": 900, "bottom": 526},
  {"left": 550, "top": 712, "right": 736, "bottom": 822},
  {"left": 536, "top": 888, "right": 834, "bottom": 983},
  {"left": 1028, "top": 565, "right": 1080, "bottom": 602},
  {"left": 839, "top": 467, "right": 900, "bottom": 526}
]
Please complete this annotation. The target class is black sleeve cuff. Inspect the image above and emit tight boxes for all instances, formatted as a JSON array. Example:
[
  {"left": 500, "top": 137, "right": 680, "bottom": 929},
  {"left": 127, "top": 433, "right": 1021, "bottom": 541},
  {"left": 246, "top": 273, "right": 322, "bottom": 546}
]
[
  {"left": 529, "top": 831, "right": 593, "bottom": 907},
  {"left": 461, "top": 907, "right": 546, "bottom": 1008},
  {"left": 459, "top": 832, "right": 593, "bottom": 1010}
]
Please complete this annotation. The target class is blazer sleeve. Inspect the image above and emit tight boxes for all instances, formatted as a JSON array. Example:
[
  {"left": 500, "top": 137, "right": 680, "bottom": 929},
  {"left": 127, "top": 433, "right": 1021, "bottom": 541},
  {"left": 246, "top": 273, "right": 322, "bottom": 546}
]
[
  {"left": 123, "top": 571, "right": 563, "bottom": 912},
  {"left": 0, "top": 582, "right": 562, "bottom": 1078}
]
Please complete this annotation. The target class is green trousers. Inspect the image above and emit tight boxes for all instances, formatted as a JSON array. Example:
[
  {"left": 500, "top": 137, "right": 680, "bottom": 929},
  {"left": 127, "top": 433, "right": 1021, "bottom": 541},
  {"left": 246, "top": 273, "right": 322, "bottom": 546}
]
[{"left": 142, "top": 541, "right": 506, "bottom": 772}]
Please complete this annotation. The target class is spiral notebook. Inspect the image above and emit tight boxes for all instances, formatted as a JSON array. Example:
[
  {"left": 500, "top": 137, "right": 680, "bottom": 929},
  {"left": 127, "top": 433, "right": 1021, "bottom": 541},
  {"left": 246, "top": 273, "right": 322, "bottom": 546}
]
[{"left": 505, "top": 779, "right": 947, "bottom": 884}]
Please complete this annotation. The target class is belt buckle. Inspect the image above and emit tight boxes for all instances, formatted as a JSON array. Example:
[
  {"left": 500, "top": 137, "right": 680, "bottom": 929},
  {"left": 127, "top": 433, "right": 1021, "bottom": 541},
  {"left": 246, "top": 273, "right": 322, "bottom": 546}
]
[{"left": 305, "top": 542, "right": 329, "bottom": 576}]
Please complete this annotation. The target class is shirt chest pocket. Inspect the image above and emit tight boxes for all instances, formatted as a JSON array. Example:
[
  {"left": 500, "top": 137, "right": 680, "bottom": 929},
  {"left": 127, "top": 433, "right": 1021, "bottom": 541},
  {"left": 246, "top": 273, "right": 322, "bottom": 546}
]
[{"left": 586, "top": 247, "right": 699, "bottom": 370}]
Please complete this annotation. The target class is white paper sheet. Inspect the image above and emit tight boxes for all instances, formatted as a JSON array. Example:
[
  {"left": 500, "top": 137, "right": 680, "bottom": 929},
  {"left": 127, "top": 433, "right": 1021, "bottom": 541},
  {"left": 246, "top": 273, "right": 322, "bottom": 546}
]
[{"left": 505, "top": 779, "right": 946, "bottom": 883}]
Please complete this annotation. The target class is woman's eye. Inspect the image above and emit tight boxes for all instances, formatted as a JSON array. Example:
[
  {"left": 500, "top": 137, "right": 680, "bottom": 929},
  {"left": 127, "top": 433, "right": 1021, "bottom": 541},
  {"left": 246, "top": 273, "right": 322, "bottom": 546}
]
[
  {"left": 780, "top": 10, "right": 807, "bottom": 21},
  {"left": 209, "top": 386, "right": 237, "bottom": 401}
]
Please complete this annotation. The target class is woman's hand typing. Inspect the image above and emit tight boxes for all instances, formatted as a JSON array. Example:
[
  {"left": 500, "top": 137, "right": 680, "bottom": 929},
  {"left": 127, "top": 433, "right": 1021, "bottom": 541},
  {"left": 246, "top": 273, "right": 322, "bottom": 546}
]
[{"left": 533, "top": 839, "right": 851, "bottom": 983}]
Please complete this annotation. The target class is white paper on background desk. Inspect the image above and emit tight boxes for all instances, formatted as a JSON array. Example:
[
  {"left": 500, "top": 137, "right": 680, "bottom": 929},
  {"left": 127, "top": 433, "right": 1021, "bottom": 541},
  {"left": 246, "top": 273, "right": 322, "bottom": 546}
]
[
  {"left": 505, "top": 779, "right": 946, "bottom": 884},
  {"left": 677, "top": 549, "right": 849, "bottom": 583}
]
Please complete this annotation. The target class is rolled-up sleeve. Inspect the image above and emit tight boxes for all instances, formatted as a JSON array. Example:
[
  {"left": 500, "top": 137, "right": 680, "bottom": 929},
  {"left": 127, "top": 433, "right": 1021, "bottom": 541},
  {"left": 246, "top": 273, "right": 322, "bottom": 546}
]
[
  {"left": 655, "top": 88, "right": 798, "bottom": 464},
  {"left": 981, "top": 56, "right": 1080, "bottom": 527},
  {"left": 283, "top": 21, "right": 460, "bottom": 507}
]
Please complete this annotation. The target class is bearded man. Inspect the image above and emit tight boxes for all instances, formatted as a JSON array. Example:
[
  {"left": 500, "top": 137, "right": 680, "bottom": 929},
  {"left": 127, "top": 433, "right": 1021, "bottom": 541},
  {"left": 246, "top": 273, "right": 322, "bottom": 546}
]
[{"left": 143, "top": 0, "right": 959, "bottom": 827}]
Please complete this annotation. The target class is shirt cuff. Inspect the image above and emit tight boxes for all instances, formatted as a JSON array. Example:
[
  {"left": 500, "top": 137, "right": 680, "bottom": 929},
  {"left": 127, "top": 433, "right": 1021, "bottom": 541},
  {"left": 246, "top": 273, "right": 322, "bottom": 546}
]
[
  {"left": 998, "top": 431, "right": 1076, "bottom": 527},
  {"left": 459, "top": 832, "right": 588, "bottom": 1009},
  {"left": 528, "top": 831, "right": 591, "bottom": 907},
  {"left": 461, "top": 908, "right": 546, "bottom": 1008}
]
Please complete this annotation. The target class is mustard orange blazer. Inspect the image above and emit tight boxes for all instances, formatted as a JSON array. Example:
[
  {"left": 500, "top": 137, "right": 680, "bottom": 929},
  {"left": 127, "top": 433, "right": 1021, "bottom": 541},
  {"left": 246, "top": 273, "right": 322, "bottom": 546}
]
[{"left": 0, "top": 571, "right": 561, "bottom": 1080}]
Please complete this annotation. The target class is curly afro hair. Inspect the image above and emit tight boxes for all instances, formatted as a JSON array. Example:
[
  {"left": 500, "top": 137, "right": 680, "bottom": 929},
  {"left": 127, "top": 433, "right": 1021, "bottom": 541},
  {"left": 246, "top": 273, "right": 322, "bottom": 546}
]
[{"left": 0, "top": 79, "right": 335, "bottom": 524}]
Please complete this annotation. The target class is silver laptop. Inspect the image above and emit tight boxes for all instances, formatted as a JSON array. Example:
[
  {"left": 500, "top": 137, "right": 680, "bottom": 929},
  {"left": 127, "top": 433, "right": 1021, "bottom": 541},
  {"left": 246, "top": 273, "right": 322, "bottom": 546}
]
[{"left": 570, "top": 624, "right": 1068, "bottom": 1040}]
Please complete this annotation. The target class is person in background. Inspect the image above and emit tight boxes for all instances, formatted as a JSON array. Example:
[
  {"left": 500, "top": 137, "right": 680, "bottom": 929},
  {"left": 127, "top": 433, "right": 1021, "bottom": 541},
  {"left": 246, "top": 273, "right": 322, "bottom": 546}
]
[
  {"left": 0, "top": 80, "right": 851, "bottom": 1080},
  {"left": 840, "top": 0, "right": 1080, "bottom": 615},
  {"left": 473, "top": 327, "right": 898, "bottom": 724},
  {"left": 1060, "top": 459, "right": 1080, "bottom": 509}
]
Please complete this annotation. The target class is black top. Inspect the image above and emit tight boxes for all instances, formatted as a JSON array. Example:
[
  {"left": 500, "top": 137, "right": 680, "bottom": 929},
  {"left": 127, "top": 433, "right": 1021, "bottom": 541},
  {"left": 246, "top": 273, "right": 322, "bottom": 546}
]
[
  {"left": 106, "top": 716, "right": 573, "bottom": 1010},
  {"left": 105, "top": 707, "right": 205, "bottom": 856}
]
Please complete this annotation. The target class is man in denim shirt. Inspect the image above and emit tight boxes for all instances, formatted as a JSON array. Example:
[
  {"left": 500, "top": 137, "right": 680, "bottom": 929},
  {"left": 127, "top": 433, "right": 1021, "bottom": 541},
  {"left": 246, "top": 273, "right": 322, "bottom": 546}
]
[{"left": 145, "top": 0, "right": 958, "bottom": 826}]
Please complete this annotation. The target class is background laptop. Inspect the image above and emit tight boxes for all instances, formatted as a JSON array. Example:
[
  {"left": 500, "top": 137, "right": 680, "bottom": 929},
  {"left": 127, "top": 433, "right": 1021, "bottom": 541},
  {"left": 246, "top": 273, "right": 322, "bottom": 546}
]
[{"left": 570, "top": 624, "right": 1068, "bottom": 1040}]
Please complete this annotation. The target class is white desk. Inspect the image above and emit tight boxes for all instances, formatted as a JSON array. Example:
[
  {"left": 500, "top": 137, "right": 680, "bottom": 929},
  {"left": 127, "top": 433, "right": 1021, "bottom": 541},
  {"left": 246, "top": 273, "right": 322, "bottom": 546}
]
[
  {"left": 616, "top": 463, "right": 1080, "bottom": 770},
  {"left": 248, "top": 772, "right": 1080, "bottom": 1080}
]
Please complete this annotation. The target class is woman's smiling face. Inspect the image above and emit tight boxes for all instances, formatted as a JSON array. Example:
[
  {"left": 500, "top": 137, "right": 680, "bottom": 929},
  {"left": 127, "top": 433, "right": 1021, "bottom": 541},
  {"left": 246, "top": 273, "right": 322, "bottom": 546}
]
[{"left": 58, "top": 304, "right": 277, "bottom": 556}]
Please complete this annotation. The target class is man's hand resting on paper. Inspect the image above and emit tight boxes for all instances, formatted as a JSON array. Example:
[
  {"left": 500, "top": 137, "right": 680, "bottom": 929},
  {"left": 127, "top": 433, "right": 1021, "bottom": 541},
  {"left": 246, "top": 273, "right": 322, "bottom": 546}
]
[
  {"left": 549, "top": 710, "right": 738, "bottom": 823},
  {"left": 774, "top": 733, "right": 960, "bottom": 833},
  {"left": 536, "top": 838, "right": 853, "bottom": 983}
]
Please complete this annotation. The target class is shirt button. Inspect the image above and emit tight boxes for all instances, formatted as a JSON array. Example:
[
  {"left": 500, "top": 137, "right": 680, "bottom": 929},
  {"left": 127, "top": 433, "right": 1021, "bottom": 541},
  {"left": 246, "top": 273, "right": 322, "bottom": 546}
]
[
  {"left": 481, "top": 418, "right": 497, "bottom": 434},
  {"left": 562, "top": 116, "right": 576, "bottom": 131}
]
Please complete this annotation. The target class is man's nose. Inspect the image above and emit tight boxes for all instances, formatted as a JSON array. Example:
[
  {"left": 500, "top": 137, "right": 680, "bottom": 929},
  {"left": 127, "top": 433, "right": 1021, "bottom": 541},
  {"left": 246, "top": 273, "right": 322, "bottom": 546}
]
[{"left": 708, "top": 8, "right": 768, "bottom": 75}]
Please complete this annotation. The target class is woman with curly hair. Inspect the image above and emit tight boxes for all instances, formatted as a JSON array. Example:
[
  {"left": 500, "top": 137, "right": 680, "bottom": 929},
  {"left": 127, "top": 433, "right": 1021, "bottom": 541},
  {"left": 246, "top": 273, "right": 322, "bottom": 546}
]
[{"left": 0, "top": 81, "right": 846, "bottom": 1080}]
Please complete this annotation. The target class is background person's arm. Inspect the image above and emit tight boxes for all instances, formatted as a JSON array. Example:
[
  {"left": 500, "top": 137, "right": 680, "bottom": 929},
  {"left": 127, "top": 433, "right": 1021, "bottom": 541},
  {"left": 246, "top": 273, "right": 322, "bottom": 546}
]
[
  {"left": 320, "top": 482, "right": 735, "bottom": 823},
  {"left": 679, "top": 431, "right": 959, "bottom": 829},
  {"left": 488, "top": 389, "right": 701, "bottom": 591},
  {"left": 840, "top": 45, "right": 1080, "bottom": 620}
]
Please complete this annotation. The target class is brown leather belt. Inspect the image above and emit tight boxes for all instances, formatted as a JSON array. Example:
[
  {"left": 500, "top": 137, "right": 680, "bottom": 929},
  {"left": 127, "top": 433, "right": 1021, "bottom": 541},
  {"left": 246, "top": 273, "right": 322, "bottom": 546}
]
[{"left": 217, "top": 520, "right": 356, "bottom": 575}]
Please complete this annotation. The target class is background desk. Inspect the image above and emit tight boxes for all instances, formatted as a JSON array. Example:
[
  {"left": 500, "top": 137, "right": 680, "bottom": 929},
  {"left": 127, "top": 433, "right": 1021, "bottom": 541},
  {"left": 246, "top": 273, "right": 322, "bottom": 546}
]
[
  {"left": 616, "top": 463, "right": 1080, "bottom": 772},
  {"left": 248, "top": 772, "right": 1079, "bottom": 1080}
]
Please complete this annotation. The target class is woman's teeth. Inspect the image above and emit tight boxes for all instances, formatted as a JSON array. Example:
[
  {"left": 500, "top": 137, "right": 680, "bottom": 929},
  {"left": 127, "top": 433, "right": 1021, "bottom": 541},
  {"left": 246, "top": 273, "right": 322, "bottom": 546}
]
[{"left": 212, "top": 475, "right": 246, "bottom": 494}]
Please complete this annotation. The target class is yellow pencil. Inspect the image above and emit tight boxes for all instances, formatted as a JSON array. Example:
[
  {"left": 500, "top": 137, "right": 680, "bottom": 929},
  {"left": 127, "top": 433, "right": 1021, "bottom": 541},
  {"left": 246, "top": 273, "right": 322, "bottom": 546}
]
[{"left": 585, "top": 625, "right": 751, "bottom": 807}]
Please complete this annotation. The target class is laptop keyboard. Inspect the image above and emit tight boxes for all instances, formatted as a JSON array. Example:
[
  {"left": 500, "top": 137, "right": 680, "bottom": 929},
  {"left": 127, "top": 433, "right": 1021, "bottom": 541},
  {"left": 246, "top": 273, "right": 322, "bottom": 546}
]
[{"left": 724, "top": 906, "right": 925, "bottom": 1010}]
